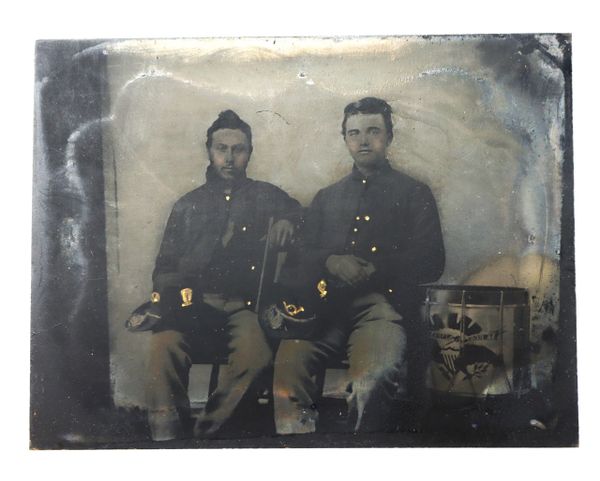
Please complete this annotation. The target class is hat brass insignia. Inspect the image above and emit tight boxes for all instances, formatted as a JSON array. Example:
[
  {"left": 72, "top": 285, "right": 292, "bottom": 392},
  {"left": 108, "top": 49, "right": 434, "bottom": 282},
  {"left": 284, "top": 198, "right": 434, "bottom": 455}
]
[
  {"left": 282, "top": 300, "right": 305, "bottom": 317},
  {"left": 180, "top": 288, "right": 193, "bottom": 307}
]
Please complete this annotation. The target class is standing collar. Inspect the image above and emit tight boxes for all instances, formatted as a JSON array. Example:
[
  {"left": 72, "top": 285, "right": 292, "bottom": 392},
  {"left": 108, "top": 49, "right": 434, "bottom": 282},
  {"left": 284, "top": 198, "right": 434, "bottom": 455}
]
[
  {"left": 205, "top": 164, "right": 250, "bottom": 191},
  {"left": 350, "top": 160, "right": 393, "bottom": 182}
]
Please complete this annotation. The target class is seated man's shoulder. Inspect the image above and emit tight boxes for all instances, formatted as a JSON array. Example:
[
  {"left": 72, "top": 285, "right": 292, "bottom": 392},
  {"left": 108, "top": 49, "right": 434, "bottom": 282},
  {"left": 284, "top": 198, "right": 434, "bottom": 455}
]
[
  {"left": 387, "top": 167, "right": 433, "bottom": 194},
  {"left": 383, "top": 166, "right": 414, "bottom": 184},
  {"left": 171, "top": 185, "right": 210, "bottom": 210},
  {"left": 316, "top": 172, "right": 354, "bottom": 197},
  {"left": 247, "top": 179, "right": 291, "bottom": 197},
  {"left": 249, "top": 178, "right": 278, "bottom": 190}
]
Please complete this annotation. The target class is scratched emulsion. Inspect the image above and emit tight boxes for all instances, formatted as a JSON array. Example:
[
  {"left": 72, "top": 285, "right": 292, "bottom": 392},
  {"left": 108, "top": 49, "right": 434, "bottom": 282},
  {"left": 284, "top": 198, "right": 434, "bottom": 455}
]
[{"left": 94, "top": 36, "right": 567, "bottom": 408}]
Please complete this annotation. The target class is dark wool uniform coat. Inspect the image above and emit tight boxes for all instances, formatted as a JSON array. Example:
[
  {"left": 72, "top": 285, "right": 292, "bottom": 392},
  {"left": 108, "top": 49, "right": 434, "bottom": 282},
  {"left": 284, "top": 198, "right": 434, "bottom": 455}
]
[
  {"left": 301, "top": 161, "right": 445, "bottom": 316},
  {"left": 152, "top": 166, "right": 301, "bottom": 309}
]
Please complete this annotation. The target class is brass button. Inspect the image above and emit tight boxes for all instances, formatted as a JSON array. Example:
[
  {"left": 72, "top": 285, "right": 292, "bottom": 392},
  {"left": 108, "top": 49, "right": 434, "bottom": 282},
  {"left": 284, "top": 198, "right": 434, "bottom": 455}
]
[
  {"left": 246, "top": 301, "right": 252, "bottom": 306},
  {"left": 364, "top": 215, "right": 370, "bottom": 221},
  {"left": 317, "top": 279, "right": 328, "bottom": 299},
  {"left": 225, "top": 194, "right": 231, "bottom": 201},
  {"left": 362, "top": 179, "right": 367, "bottom": 184},
  {"left": 353, "top": 227, "right": 358, "bottom": 232},
  {"left": 388, "top": 288, "right": 393, "bottom": 293},
  {"left": 371, "top": 246, "right": 377, "bottom": 252},
  {"left": 242, "top": 226, "right": 247, "bottom": 231},
  {"left": 250, "top": 265, "right": 256, "bottom": 270},
  {"left": 351, "top": 241, "right": 356, "bottom": 246},
  {"left": 355, "top": 216, "right": 361, "bottom": 221}
]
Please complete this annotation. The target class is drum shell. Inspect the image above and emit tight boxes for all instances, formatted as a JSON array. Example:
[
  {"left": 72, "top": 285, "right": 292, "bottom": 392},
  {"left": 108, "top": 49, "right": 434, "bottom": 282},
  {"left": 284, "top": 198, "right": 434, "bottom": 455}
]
[{"left": 424, "top": 286, "right": 530, "bottom": 397}]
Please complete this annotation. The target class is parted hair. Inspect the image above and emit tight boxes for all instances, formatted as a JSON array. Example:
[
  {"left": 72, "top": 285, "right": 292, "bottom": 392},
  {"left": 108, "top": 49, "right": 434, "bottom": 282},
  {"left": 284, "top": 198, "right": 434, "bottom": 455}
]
[
  {"left": 206, "top": 110, "right": 253, "bottom": 151},
  {"left": 341, "top": 97, "right": 394, "bottom": 141}
]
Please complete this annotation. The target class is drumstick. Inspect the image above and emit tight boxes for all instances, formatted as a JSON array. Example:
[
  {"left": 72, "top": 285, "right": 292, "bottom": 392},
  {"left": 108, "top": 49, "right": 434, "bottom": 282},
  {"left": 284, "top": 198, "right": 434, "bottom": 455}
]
[{"left": 255, "top": 217, "right": 274, "bottom": 313}]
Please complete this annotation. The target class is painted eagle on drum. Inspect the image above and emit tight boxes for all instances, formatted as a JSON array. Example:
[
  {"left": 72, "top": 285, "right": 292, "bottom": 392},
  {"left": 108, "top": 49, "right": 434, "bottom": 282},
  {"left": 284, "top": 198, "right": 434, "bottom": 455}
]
[{"left": 430, "top": 313, "right": 502, "bottom": 382}]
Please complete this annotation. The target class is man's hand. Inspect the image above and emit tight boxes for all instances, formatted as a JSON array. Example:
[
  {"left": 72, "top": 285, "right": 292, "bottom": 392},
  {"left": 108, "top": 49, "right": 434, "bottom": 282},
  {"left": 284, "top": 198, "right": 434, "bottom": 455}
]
[
  {"left": 269, "top": 219, "right": 295, "bottom": 248},
  {"left": 325, "top": 255, "right": 375, "bottom": 287}
]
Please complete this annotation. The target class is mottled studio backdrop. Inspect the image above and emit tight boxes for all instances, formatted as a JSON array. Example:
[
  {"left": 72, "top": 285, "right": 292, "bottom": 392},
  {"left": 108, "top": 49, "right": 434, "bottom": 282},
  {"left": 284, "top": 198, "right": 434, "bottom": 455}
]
[{"left": 78, "top": 37, "right": 566, "bottom": 409}]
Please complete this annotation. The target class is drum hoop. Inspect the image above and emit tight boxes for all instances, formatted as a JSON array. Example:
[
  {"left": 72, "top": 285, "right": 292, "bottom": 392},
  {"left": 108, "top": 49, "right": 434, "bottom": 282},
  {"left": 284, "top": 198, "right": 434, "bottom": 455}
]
[
  {"left": 424, "top": 285, "right": 528, "bottom": 305},
  {"left": 423, "top": 284, "right": 528, "bottom": 292},
  {"left": 425, "top": 302, "right": 527, "bottom": 308}
]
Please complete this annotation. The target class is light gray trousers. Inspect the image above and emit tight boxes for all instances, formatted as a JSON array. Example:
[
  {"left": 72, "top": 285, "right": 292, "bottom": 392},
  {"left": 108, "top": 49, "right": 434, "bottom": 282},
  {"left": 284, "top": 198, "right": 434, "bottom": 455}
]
[
  {"left": 273, "top": 292, "right": 408, "bottom": 434},
  {"left": 146, "top": 294, "right": 272, "bottom": 441},
  {"left": 147, "top": 292, "right": 407, "bottom": 439}
]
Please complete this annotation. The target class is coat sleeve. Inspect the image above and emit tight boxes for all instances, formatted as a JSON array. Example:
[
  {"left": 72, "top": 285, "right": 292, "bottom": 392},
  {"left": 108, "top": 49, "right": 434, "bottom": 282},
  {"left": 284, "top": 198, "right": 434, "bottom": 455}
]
[
  {"left": 152, "top": 201, "right": 187, "bottom": 292},
  {"left": 299, "top": 189, "right": 339, "bottom": 272},
  {"left": 372, "top": 183, "right": 445, "bottom": 286},
  {"left": 267, "top": 185, "right": 302, "bottom": 225}
]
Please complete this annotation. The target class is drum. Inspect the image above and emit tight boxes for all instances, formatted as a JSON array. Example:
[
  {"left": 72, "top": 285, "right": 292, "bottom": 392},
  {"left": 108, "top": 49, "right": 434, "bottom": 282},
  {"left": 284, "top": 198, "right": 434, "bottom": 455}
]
[{"left": 424, "top": 286, "right": 530, "bottom": 397}]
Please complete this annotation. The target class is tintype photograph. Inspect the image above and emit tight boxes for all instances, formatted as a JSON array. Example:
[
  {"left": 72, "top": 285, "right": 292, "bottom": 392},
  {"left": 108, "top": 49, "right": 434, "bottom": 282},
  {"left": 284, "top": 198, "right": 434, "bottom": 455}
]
[{"left": 31, "top": 35, "right": 576, "bottom": 449}]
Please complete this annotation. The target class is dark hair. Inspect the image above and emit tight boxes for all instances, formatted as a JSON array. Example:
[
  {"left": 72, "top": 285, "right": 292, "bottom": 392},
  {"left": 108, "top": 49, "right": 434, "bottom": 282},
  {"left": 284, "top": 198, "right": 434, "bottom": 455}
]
[
  {"left": 206, "top": 110, "right": 253, "bottom": 151},
  {"left": 341, "top": 97, "right": 394, "bottom": 140}
]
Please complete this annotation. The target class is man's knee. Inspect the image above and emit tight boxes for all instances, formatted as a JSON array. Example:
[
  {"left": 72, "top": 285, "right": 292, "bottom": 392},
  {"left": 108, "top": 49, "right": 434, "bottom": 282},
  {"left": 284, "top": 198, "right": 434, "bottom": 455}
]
[
  {"left": 227, "top": 314, "right": 273, "bottom": 374},
  {"left": 235, "top": 345, "right": 273, "bottom": 376},
  {"left": 351, "top": 293, "right": 402, "bottom": 323}
]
